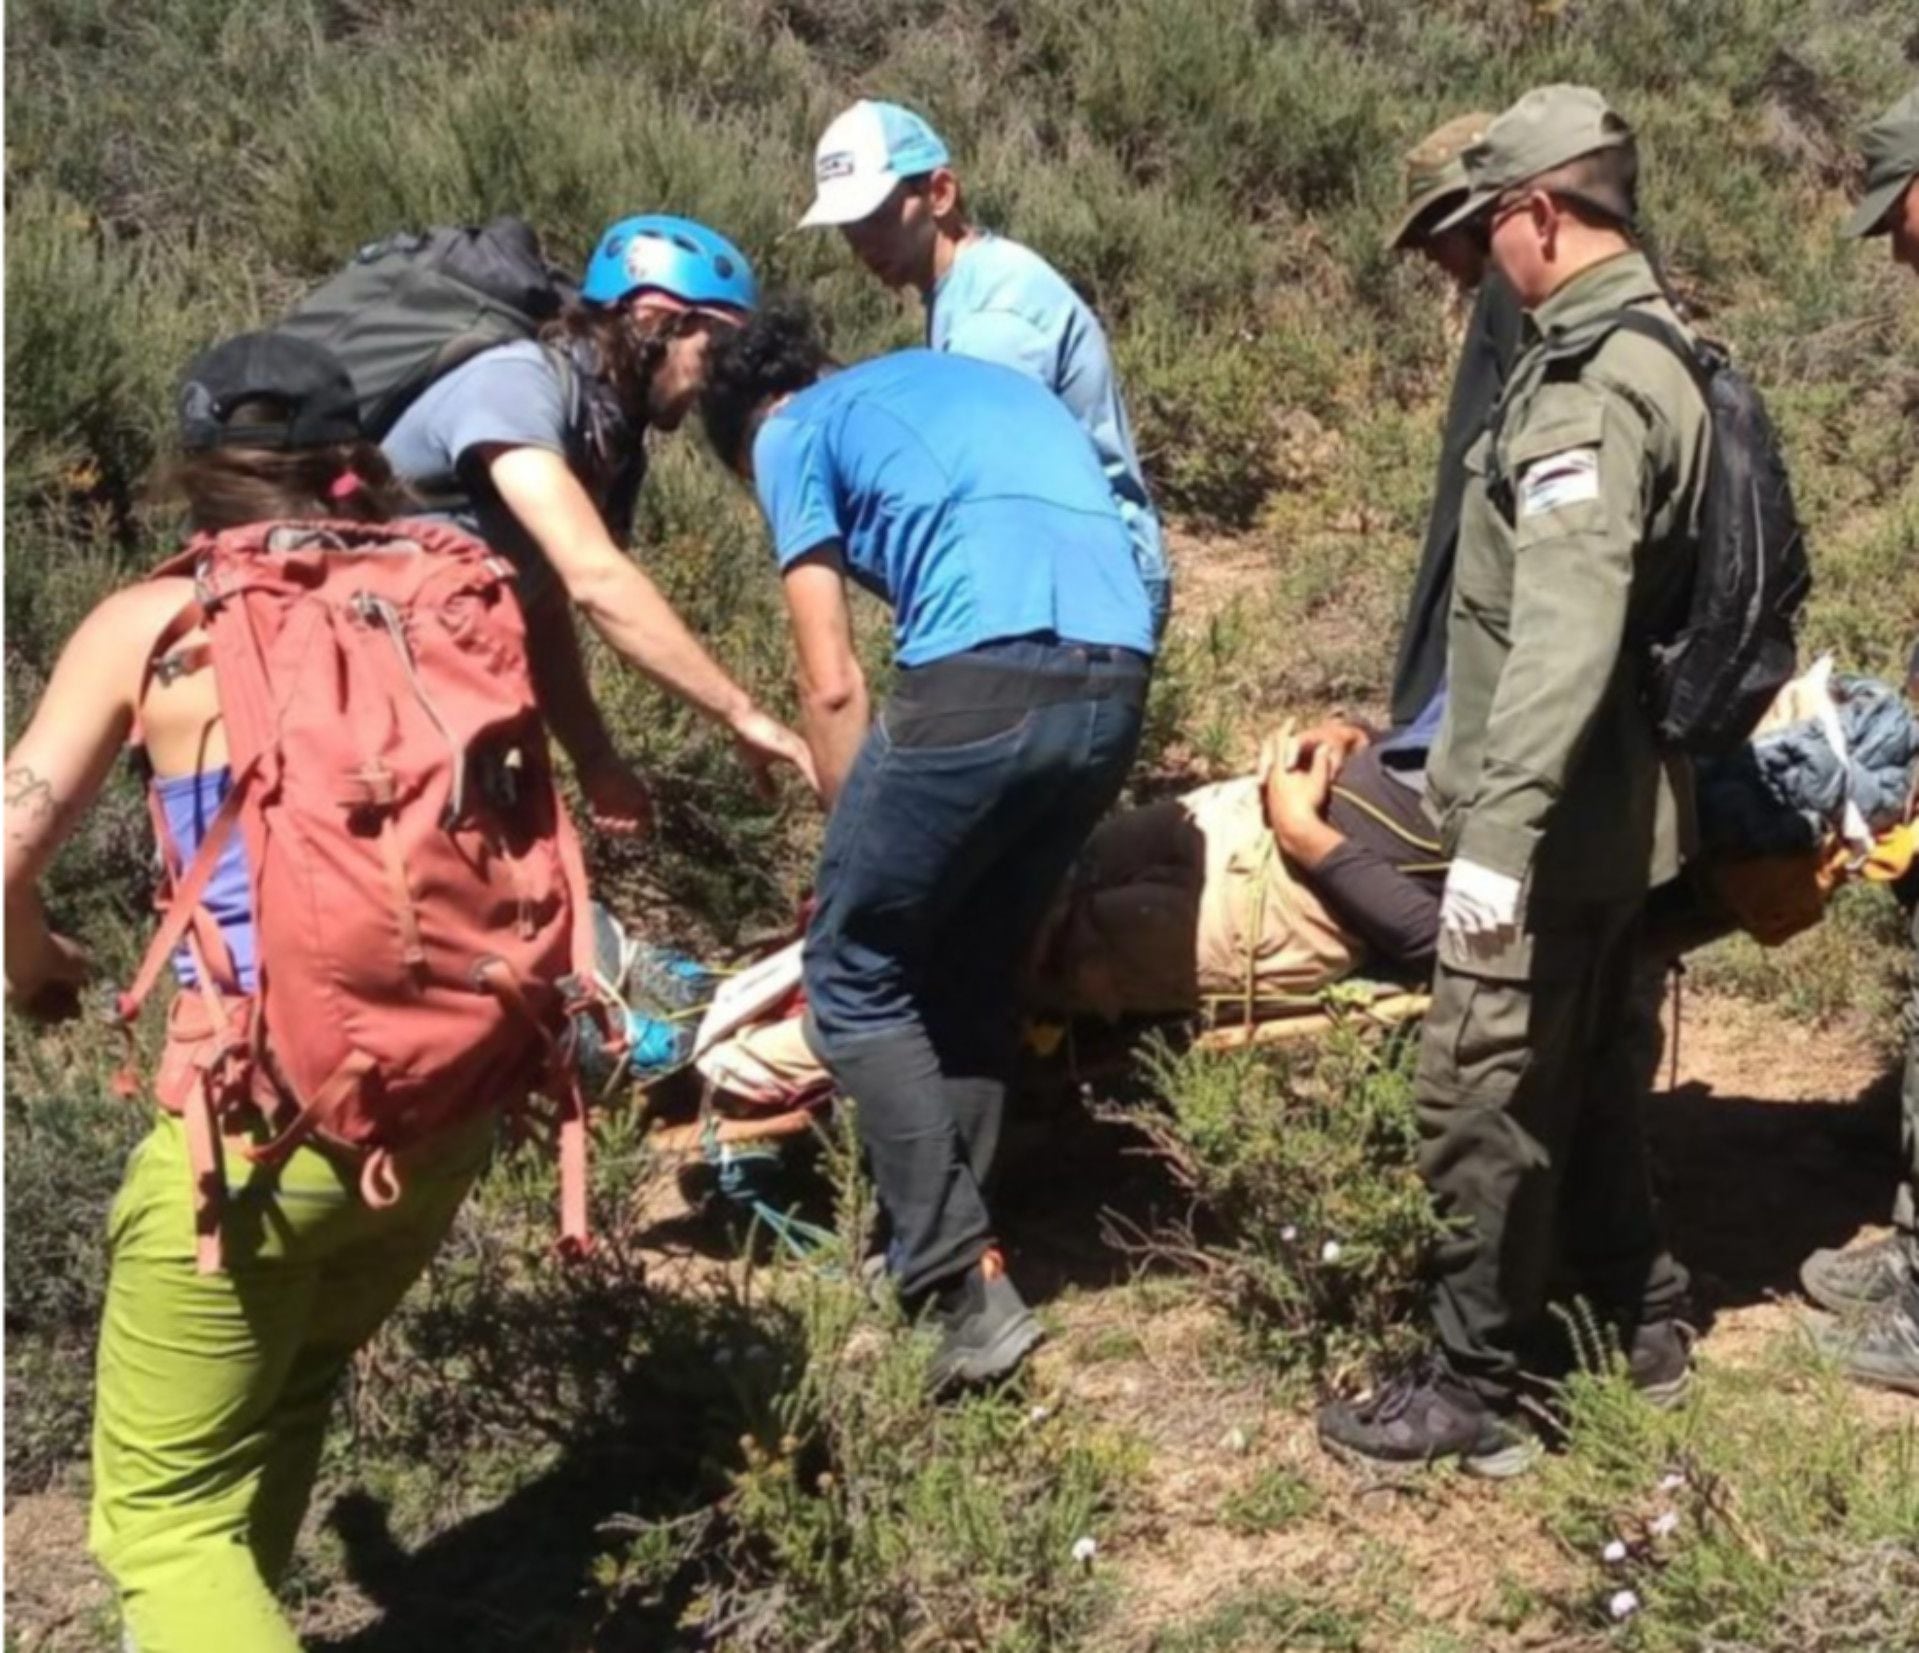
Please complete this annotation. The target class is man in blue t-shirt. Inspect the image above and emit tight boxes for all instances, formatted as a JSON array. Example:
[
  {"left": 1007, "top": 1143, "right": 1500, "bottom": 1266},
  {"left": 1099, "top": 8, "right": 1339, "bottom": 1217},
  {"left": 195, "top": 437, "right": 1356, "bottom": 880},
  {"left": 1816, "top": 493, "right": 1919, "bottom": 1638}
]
[
  {"left": 703, "top": 305, "right": 1155, "bottom": 1390},
  {"left": 798, "top": 99, "right": 1170, "bottom": 634}
]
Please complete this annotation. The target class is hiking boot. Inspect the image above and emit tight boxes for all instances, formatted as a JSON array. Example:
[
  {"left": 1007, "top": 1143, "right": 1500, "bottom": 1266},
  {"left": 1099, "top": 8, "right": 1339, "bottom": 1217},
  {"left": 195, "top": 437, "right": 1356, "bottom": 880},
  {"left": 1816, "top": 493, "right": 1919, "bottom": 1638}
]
[
  {"left": 926, "top": 1249, "right": 1044, "bottom": 1393},
  {"left": 629, "top": 943, "right": 718, "bottom": 1017},
  {"left": 1626, "top": 1318, "right": 1695, "bottom": 1410},
  {"left": 1800, "top": 1235, "right": 1910, "bottom": 1315},
  {"left": 1814, "top": 1288, "right": 1919, "bottom": 1397},
  {"left": 1316, "top": 1360, "right": 1540, "bottom": 1480}
]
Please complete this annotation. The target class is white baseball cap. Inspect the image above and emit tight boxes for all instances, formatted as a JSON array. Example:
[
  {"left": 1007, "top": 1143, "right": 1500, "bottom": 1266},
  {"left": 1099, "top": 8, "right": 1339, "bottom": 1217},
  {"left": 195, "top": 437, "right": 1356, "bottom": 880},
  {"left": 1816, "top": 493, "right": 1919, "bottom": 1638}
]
[{"left": 798, "top": 100, "right": 952, "bottom": 229}]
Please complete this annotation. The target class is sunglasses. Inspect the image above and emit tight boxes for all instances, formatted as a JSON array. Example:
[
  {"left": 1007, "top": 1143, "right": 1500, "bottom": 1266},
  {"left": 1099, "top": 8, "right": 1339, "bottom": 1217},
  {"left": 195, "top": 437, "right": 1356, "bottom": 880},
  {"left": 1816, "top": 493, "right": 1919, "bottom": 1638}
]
[{"left": 1465, "top": 189, "right": 1545, "bottom": 251}]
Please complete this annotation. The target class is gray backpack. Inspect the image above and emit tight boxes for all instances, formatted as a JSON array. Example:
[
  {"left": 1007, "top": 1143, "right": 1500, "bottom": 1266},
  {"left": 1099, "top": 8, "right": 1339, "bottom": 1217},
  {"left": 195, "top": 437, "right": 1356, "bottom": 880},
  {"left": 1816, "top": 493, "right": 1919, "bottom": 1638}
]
[{"left": 275, "top": 217, "right": 576, "bottom": 438}]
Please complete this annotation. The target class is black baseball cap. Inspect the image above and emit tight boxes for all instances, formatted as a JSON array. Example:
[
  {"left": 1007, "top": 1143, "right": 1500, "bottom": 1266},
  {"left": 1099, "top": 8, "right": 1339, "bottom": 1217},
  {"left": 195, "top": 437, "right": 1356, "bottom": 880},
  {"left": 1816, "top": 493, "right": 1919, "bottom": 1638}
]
[{"left": 177, "top": 332, "right": 363, "bottom": 452}]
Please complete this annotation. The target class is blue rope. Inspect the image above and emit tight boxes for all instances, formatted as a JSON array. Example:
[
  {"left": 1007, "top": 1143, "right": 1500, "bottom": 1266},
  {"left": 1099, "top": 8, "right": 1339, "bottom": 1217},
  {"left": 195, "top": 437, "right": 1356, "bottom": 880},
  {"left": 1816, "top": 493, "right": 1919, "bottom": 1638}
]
[{"left": 701, "top": 1120, "right": 838, "bottom": 1262}]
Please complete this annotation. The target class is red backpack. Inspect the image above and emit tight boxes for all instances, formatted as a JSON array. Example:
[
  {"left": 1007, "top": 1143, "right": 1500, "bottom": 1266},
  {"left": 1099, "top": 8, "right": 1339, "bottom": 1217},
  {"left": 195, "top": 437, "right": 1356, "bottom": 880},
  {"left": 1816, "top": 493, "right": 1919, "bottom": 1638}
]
[{"left": 117, "top": 518, "right": 610, "bottom": 1271}]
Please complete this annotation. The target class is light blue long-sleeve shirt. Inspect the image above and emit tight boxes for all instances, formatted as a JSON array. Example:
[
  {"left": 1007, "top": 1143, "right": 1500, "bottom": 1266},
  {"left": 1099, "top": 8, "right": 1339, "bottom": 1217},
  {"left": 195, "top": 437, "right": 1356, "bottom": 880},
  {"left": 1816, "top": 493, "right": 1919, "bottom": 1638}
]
[{"left": 928, "top": 234, "right": 1169, "bottom": 632}]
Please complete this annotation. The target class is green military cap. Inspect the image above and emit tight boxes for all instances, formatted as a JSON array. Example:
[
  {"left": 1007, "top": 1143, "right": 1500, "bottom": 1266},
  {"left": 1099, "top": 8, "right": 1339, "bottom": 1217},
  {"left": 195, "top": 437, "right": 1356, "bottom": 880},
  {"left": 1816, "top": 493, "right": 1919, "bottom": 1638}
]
[
  {"left": 1436, "top": 84, "right": 1634, "bottom": 232},
  {"left": 1843, "top": 86, "right": 1919, "bottom": 238},
  {"left": 1389, "top": 111, "right": 1499, "bottom": 250}
]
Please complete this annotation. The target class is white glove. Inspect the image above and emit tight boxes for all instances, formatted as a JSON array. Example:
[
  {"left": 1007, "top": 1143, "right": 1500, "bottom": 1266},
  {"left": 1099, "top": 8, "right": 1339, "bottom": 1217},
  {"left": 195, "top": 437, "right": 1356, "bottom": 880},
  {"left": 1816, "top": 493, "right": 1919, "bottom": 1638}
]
[{"left": 1439, "top": 857, "right": 1522, "bottom": 950}]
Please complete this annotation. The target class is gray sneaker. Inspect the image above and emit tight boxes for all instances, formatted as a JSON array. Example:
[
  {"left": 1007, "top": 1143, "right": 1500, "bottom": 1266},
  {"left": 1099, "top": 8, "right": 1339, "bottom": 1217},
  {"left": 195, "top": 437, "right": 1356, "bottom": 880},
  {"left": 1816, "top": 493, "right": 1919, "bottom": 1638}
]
[
  {"left": 1627, "top": 1318, "right": 1696, "bottom": 1410},
  {"left": 1800, "top": 1235, "right": 1910, "bottom": 1314},
  {"left": 1317, "top": 1359, "right": 1541, "bottom": 1480},
  {"left": 1815, "top": 1289, "right": 1919, "bottom": 1397},
  {"left": 927, "top": 1249, "right": 1044, "bottom": 1393}
]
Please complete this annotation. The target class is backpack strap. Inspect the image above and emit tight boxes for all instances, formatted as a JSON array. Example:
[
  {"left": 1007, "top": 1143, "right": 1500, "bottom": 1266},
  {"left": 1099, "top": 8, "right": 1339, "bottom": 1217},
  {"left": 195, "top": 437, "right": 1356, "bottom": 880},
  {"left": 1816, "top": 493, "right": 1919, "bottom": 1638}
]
[
  {"left": 118, "top": 753, "right": 261, "bottom": 1027},
  {"left": 471, "top": 953, "right": 593, "bottom": 1256},
  {"left": 1599, "top": 309, "right": 1713, "bottom": 391},
  {"left": 465, "top": 787, "right": 605, "bottom": 1259},
  {"left": 1483, "top": 304, "right": 1701, "bottom": 516}
]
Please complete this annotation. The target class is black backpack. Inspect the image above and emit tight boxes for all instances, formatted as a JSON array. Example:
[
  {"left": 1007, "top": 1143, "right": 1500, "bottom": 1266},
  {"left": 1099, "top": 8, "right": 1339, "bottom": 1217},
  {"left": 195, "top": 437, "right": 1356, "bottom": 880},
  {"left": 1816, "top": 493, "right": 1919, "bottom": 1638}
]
[
  {"left": 273, "top": 218, "right": 649, "bottom": 538},
  {"left": 1493, "top": 308, "right": 1812, "bottom": 755},
  {"left": 275, "top": 216, "right": 576, "bottom": 438}
]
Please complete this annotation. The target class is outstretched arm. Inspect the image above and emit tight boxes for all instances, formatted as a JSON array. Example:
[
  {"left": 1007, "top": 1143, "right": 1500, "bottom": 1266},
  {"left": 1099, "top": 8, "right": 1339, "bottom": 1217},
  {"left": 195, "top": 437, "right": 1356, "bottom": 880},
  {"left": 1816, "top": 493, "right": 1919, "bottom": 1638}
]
[
  {"left": 517, "top": 582, "right": 654, "bottom": 836},
  {"left": 484, "top": 444, "right": 817, "bottom": 797},
  {"left": 5, "top": 593, "right": 144, "bottom": 1018}
]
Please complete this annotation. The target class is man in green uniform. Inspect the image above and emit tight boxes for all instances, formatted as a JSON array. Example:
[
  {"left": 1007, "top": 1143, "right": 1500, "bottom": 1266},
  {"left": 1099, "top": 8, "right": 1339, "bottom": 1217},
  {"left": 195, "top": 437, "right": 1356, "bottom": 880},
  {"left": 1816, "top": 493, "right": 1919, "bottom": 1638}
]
[
  {"left": 1319, "top": 86, "right": 1706, "bottom": 1474},
  {"left": 1801, "top": 85, "right": 1919, "bottom": 1393},
  {"left": 1383, "top": 111, "right": 1526, "bottom": 733}
]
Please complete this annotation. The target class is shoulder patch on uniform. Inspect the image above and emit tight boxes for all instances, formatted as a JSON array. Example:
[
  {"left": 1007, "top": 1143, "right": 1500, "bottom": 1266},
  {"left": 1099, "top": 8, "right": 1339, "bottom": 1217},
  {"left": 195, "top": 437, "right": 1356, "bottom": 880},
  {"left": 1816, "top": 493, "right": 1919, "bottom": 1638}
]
[{"left": 1517, "top": 447, "right": 1600, "bottom": 517}]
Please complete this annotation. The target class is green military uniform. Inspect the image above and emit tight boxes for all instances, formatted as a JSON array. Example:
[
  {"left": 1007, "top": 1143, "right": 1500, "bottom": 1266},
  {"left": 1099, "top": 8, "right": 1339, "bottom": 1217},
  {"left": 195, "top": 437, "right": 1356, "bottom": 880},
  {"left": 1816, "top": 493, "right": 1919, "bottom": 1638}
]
[
  {"left": 1386, "top": 110, "right": 1529, "bottom": 731},
  {"left": 1417, "top": 88, "right": 1710, "bottom": 1401},
  {"left": 1846, "top": 91, "right": 1919, "bottom": 1275},
  {"left": 1798, "top": 90, "right": 1919, "bottom": 1390}
]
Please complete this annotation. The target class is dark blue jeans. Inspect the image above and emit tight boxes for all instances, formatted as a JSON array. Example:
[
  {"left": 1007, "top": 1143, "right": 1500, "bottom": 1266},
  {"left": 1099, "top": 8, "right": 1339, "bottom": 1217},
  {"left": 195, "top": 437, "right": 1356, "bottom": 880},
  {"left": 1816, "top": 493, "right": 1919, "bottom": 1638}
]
[{"left": 803, "top": 638, "right": 1149, "bottom": 1301}]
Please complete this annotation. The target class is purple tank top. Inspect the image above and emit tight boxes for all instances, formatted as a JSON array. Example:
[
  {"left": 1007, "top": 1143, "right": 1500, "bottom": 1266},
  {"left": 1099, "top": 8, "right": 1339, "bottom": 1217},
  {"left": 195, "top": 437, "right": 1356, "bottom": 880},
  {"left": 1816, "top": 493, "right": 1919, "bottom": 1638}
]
[{"left": 153, "top": 766, "right": 257, "bottom": 991}]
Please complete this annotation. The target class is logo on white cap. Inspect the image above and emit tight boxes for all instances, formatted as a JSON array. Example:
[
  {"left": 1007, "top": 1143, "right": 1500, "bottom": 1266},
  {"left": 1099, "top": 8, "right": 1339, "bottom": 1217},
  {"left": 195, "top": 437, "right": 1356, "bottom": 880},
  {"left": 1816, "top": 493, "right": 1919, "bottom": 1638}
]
[{"left": 798, "top": 100, "right": 950, "bottom": 230}]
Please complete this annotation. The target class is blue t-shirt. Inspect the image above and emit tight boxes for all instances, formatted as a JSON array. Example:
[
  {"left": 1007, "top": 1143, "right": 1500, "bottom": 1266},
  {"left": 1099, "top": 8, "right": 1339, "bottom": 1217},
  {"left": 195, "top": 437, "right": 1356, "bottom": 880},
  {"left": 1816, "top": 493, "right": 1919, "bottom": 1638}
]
[
  {"left": 929, "top": 234, "right": 1168, "bottom": 631},
  {"left": 752, "top": 351, "right": 1155, "bottom": 668}
]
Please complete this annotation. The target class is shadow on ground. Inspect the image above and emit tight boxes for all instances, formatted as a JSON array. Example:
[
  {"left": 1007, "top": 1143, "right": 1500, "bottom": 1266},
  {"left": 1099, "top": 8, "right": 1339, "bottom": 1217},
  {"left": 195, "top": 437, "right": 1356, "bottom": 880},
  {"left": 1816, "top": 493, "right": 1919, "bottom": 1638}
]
[
  {"left": 306, "top": 1265, "right": 803, "bottom": 1653},
  {"left": 303, "top": 1030, "right": 1902, "bottom": 1651},
  {"left": 304, "top": 1049, "right": 1185, "bottom": 1652},
  {"left": 1650, "top": 1058, "right": 1903, "bottom": 1318}
]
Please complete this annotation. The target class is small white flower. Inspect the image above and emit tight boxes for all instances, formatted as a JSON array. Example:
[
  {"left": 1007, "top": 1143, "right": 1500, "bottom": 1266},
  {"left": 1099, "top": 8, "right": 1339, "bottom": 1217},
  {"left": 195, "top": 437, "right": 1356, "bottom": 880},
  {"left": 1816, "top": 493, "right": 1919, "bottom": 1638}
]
[
  {"left": 1319, "top": 1240, "right": 1343, "bottom": 1264},
  {"left": 1658, "top": 1472, "right": 1685, "bottom": 1492},
  {"left": 1070, "top": 1535, "right": 1098, "bottom": 1567},
  {"left": 1649, "top": 1510, "right": 1680, "bottom": 1539},
  {"left": 1602, "top": 1539, "right": 1628, "bottom": 1564},
  {"left": 1280, "top": 1225, "right": 1299, "bottom": 1243},
  {"left": 1222, "top": 1426, "right": 1250, "bottom": 1454},
  {"left": 1608, "top": 1589, "right": 1640, "bottom": 1621},
  {"left": 1029, "top": 1404, "right": 1051, "bottom": 1424}
]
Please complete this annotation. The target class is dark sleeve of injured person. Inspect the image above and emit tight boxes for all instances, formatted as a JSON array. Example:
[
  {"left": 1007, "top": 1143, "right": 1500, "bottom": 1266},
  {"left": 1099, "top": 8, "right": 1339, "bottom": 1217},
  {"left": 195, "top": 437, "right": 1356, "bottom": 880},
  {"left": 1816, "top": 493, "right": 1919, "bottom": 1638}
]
[{"left": 1023, "top": 743, "right": 1447, "bottom": 1021}]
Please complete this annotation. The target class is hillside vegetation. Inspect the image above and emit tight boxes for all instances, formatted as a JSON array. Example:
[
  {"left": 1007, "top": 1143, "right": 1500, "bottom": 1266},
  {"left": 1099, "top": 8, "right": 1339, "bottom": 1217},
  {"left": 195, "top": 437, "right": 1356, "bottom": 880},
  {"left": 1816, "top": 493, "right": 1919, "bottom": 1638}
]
[{"left": 6, "top": 2, "right": 1918, "bottom": 1649}]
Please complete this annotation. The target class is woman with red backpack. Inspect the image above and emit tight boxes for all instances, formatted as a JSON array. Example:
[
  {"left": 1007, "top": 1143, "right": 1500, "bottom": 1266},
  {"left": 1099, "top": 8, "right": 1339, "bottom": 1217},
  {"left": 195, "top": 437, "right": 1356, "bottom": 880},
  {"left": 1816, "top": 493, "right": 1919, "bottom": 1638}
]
[{"left": 4, "top": 333, "right": 582, "bottom": 1652}]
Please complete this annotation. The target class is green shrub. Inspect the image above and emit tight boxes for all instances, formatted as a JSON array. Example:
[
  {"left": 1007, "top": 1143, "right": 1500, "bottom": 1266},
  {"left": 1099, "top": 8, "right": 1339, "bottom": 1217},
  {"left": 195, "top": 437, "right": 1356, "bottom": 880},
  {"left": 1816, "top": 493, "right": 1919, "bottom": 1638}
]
[
  {"left": 1147, "top": 1586, "right": 1364, "bottom": 1652},
  {"left": 3, "top": 1006, "right": 156, "bottom": 1491},
  {"left": 563, "top": 1120, "right": 1133, "bottom": 1653},
  {"left": 1122, "top": 1026, "right": 1446, "bottom": 1386},
  {"left": 1532, "top": 1336, "right": 1919, "bottom": 1652}
]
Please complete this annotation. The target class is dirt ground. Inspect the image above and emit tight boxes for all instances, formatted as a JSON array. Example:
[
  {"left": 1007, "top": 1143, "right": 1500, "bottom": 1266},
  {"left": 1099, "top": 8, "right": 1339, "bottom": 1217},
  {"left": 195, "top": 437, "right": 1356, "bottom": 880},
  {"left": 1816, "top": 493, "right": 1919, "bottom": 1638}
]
[
  {"left": 5, "top": 989, "right": 1909, "bottom": 1650},
  {"left": 1036, "top": 992, "right": 1910, "bottom": 1649}
]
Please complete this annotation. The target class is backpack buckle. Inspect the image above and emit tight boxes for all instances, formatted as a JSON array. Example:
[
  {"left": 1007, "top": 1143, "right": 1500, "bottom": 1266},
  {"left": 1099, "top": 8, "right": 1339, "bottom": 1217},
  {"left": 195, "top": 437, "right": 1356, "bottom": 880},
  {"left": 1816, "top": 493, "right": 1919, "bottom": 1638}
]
[{"left": 343, "top": 762, "right": 399, "bottom": 812}]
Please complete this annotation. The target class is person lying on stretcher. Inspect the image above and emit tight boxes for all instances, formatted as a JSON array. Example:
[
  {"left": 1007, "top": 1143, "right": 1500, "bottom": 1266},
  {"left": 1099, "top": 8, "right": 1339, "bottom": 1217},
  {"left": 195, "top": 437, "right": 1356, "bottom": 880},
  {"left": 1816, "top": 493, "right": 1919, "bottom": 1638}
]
[
  {"left": 692, "top": 723, "right": 1450, "bottom": 1106},
  {"left": 687, "top": 662, "right": 1919, "bottom": 1110}
]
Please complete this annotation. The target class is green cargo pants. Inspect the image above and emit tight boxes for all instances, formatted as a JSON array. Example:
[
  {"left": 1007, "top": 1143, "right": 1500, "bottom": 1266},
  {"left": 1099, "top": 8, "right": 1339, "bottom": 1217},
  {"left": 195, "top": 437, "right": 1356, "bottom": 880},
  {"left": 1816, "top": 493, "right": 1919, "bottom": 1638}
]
[
  {"left": 1416, "top": 897, "right": 1690, "bottom": 1402},
  {"left": 89, "top": 1107, "right": 495, "bottom": 1653},
  {"left": 1893, "top": 887, "right": 1919, "bottom": 1272}
]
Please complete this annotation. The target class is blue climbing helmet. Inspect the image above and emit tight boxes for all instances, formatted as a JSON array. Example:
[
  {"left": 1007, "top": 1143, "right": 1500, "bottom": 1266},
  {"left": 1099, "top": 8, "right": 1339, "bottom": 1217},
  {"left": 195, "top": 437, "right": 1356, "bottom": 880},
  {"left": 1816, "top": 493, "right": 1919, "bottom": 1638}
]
[{"left": 580, "top": 213, "right": 759, "bottom": 315}]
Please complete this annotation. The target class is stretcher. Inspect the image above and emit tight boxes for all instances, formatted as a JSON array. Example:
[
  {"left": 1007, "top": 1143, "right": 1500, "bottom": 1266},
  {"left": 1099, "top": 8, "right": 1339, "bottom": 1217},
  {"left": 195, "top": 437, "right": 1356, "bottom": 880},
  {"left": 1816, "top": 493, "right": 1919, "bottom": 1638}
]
[{"left": 644, "top": 951, "right": 1432, "bottom": 1160}]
